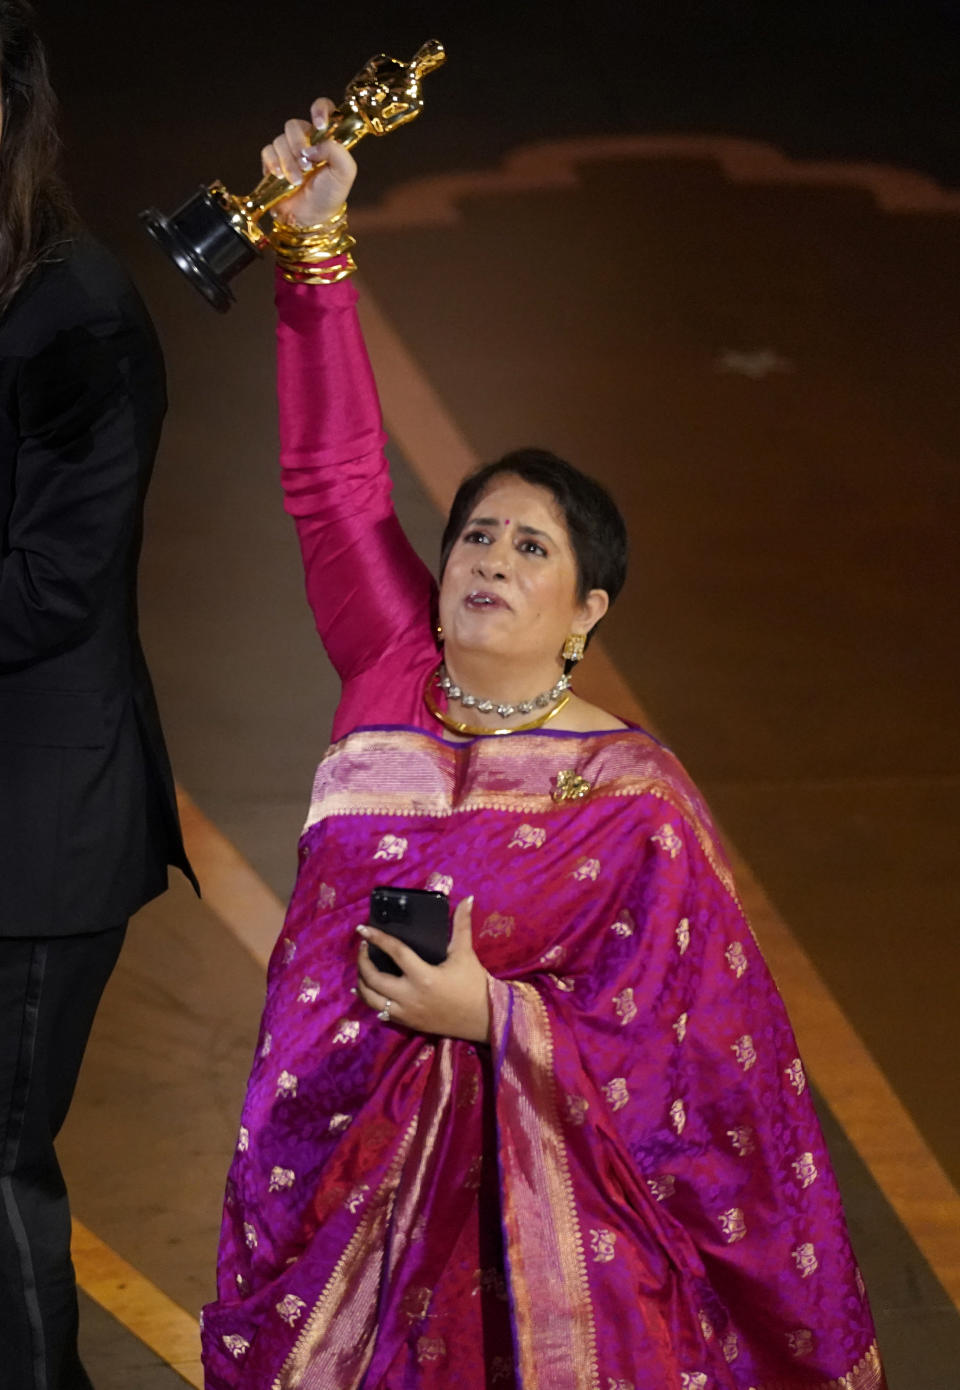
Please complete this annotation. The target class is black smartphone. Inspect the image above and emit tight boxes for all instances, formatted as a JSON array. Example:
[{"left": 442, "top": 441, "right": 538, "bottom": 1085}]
[{"left": 368, "top": 886, "right": 451, "bottom": 977}]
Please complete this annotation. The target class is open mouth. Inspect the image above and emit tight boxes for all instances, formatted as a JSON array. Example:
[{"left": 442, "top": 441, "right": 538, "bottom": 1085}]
[{"left": 465, "top": 591, "right": 510, "bottom": 611}]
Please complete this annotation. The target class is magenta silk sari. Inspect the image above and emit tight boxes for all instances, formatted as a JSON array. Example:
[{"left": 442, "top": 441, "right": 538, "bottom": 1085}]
[{"left": 200, "top": 723, "right": 884, "bottom": 1390}]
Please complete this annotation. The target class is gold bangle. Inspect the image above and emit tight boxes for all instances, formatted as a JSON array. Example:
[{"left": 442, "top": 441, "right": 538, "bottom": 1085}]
[
  {"left": 270, "top": 204, "right": 356, "bottom": 265},
  {"left": 278, "top": 253, "right": 357, "bottom": 285}
]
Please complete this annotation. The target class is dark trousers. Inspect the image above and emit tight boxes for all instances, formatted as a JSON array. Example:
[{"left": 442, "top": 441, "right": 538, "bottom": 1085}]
[{"left": 0, "top": 927, "right": 126, "bottom": 1390}]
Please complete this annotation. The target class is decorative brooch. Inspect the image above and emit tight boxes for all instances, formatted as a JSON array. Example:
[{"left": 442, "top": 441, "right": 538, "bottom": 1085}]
[{"left": 552, "top": 770, "right": 592, "bottom": 803}]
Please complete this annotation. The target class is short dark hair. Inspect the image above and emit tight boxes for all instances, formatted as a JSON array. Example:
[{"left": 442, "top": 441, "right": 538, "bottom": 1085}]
[
  {"left": 0, "top": 0, "right": 78, "bottom": 314},
  {"left": 440, "top": 448, "right": 629, "bottom": 628}
]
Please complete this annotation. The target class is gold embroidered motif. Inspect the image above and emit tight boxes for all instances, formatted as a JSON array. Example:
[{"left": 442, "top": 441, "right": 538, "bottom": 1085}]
[
  {"left": 316, "top": 882, "right": 336, "bottom": 910},
  {"left": 727, "top": 1126, "right": 756, "bottom": 1156},
  {"left": 297, "top": 977, "right": 321, "bottom": 1004},
  {"left": 608, "top": 1380, "right": 634, "bottom": 1390},
  {"left": 509, "top": 823, "right": 547, "bottom": 849},
  {"left": 725, "top": 941, "right": 748, "bottom": 979},
  {"left": 548, "top": 973, "right": 577, "bottom": 992},
  {"left": 589, "top": 1228, "right": 617, "bottom": 1262},
  {"left": 787, "top": 1329, "right": 815, "bottom": 1358},
  {"left": 610, "top": 911, "right": 635, "bottom": 937},
  {"left": 235, "top": 1273, "right": 248, "bottom": 1294},
  {"left": 281, "top": 939, "right": 297, "bottom": 964},
  {"left": 553, "top": 769, "right": 592, "bottom": 802},
  {"left": 718, "top": 1207, "right": 747, "bottom": 1243},
  {"left": 673, "top": 1012, "right": 688, "bottom": 1043},
  {"left": 647, "top": 1174, "right": 676, "bottom": 1202},
  {"left": 260, "top": 1032, "right": 273, "bottom": 1058},
  {"left": 731, "top": 1034, "right": 757, "bottom": 1070},
  {"left": 268, "top": 1166, "right": 295, "bottom": 1192},
  {"left": 276, "top": 1070, "right": 298, "bottom": 1098},
  {"left": 243, "top": 1222, "right": 258, "bottom": 1250},
  {"left": 333, "top": 1018, "right": 360, "bottom": 1044},
  {"left": 480, "top": 911, "right": 515, "bottom": 940},
  {"left": 613, "top": 988, "right": 637, "bottom": 1025},
  {"left": 603, "top": 1077, "right": 630, "bottom": 1111},
  {"left": 223, "top": 1334, "right": 250, "bottom": 1358},
  {"left": 237, "top": 1126, "right": 249, "bottom": 1153},
  {"left": 416, "top": 1336, "right": 446, "bottom": 1363},
  {"left": 855, "top": 1267, "right": 866, "bottom": 1300},
  {"left": 415, "top": 1044, "right": 434, "bottom": 1064},
  {"left": 680, "top": 1375, "right": 708, "bottom": 1390},
  {"left": 721, "top": 1331, "right": 739, "bottom": 1363},
  {"left": 425, "top": 871, "right": 453, "bottom": 895},
  {"left": 792, "top": 1242, "right": 818, "bottom": 1277},
  {"left": 652, "top": 823, "right": 683, "bottom": 858},
  {"left": 670, "top": 1098, "right": 686, "bottom": 1135},
  {"left": 540, "top": 943, "right": 566, "bottom": 965},
  {"left": 328, "top": 1112, "right": 352, "bottom": 1134},
  {"left": 785, "top": 1057, "right": 807, "bottom": 1095},
  {"left": 276, "top": 1294, "right": 307, "bottom": 1326},
  {"left": 373, "top": 833, "right": 407, "bottom": 861},
  {"left": 565, "top": 1094, "right": 590, "bottom": 1126},
  {"left": 676, "top": 917, "right": 691, "bottom": 954},
  {"left": 401, "top": 1285, "right": 432, "bottom": 1322},
  {"left": 345, "top": 1184, "right": 369, "bottom": 1213},
  {"left": 792, "top": 1152, "right": 818, "bottom": 1188},
  {"left": 572, "top": 856, "right": 601, "bottom": 881},
  {"left": 698, "top": 1310, "right": 714, "bottom": 1341}
]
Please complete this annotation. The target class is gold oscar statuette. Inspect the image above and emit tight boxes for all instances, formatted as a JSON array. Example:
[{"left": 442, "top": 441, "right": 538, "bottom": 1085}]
[{"left": 140, "top": 40, "right": 445, "bottom": 311}]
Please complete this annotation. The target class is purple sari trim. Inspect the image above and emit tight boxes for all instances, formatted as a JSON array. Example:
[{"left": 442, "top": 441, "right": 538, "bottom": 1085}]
[{"left": 201, "top": 727, "right": 885, "bottom": 1390}]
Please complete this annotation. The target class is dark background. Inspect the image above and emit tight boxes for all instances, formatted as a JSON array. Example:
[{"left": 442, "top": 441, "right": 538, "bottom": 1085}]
[{"left": 39, "top": 0, "right": 960, "bottom": 248}]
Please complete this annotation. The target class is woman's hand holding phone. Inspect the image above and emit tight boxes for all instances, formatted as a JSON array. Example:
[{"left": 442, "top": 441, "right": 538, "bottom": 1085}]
[{"left": 356, "top": 896, "right": 490, "bottom": 1045}]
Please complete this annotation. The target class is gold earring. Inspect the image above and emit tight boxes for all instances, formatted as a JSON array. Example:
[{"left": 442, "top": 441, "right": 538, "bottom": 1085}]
[
  {"left": 562, "top": 633, "right": 586, "bottom": 663},
  {"left": 436, "top": 622, "right": 444, "bottom": 644}
]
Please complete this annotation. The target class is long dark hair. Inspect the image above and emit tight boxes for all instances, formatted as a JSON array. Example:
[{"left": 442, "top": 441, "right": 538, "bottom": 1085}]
[{"left": 0, "top": 0, "right": 77, "bottom": 314}]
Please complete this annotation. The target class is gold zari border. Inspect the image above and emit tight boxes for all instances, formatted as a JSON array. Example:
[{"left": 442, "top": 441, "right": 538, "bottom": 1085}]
[
  {"left": 750, "top": 1341, "right": 885, "bottom": 1390},
  {"left": 303, "top": 727, "right": 739, "bottom": 903},
  {"left": 272, "top": 1115, "right": 419, "bottom": 1390},
  {"left": 492, "top": 978, "right": 601, "bottom": 1390}
]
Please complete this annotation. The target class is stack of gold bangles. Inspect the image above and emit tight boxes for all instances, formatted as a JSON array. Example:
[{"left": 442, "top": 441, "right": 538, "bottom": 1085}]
[{"left": 270, "top": 203, "right": 357, "bottom": 285}]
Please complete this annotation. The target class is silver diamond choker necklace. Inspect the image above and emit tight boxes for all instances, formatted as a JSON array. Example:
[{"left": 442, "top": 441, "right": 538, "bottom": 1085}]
[{"left": 437, "top": 662, "right": 570, "bottom": 719}]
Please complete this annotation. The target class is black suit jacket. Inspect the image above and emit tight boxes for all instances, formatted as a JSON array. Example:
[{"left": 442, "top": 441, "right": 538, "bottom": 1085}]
[{"left": 0, "top": 237, "right": 196, "bottom": 935}]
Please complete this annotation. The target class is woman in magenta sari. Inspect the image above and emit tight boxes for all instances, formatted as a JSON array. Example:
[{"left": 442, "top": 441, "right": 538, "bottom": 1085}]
[{"left": 200, "top": 101, "right": 885, "bottom": 1390}]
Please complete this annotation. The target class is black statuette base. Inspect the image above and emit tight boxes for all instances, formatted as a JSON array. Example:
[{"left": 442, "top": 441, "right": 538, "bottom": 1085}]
[{"left": 140, "top": 187, "right": 262, "bottom": 313}]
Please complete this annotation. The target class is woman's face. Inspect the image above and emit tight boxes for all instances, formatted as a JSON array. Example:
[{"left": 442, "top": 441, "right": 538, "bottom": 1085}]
[{"left": 438, "top": 475, "right": 607, "bottom": 674}]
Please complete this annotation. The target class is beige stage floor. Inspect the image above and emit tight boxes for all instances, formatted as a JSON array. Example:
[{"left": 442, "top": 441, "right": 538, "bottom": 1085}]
[{"left": 60, "top": 138, "right": 959, "bottom": 1387}]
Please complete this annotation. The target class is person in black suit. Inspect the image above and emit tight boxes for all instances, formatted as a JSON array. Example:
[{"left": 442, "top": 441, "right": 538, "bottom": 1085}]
[{"left": 0, "top": 4, "right": 195, "bottom": 1386}]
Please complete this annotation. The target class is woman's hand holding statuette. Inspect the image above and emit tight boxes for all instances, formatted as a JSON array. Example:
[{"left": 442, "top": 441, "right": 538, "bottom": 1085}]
[{"left": 261, "top": 97, "right": 357, "bottom": 226}]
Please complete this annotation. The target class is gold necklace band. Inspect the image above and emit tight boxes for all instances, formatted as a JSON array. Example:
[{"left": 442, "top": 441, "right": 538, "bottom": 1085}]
[{"left": 424, "top": 681, "right": 571, "bottom": 737}]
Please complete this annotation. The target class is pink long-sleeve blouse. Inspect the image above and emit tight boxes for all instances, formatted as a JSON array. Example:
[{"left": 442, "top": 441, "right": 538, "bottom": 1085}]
[{"left": 276, "top": 273, "right": 442, "bottom": 743}]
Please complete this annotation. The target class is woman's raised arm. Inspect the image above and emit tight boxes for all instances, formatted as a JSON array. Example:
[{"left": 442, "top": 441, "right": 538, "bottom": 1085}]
[{"left": 268, "top": 103, "right": 435, "bottom": 683}]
